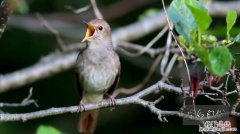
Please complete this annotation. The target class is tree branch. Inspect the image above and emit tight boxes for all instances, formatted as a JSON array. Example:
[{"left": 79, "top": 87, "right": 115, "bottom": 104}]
[
  {"left": 89, "top": 0, "right": 103, "bottom": 19},
  {"left": 0, "top": 52, "right": 77, "bottom": 93},
  {"left": 113, "top": 53, "right": 163, "bottom": 97},
  {"left": 36, "top": 13, "right": 66, "bottom": 52},
  {"left": 207, "top": 1, "right": 240, "bottom": 17},
  {"left": 0, "top": 81, "right": 177, "bottom": 122},
  {"left": 1, "top": 81, "right": 238, "bottom": 122},
  {"left": 118, "top": 25, "right": 168, "bottom": 57},
  {"left": 65, "top": 5, "right": 91, "bottom": 14}
]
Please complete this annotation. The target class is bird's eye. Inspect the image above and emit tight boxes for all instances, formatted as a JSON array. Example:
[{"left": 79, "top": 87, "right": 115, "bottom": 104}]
[{"left": 98, "top": 26, "right": 103, "bottom": 31}]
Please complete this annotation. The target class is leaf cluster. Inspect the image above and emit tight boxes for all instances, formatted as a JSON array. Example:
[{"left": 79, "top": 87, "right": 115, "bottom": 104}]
[{"left": 168, "top": 0, "right": 239, "bottom": 76}]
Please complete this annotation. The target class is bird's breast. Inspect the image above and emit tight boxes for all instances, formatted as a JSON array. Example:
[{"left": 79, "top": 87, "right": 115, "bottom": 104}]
[
  {"left": 78, "top": 50, "right": 118, "bottom": 94},
  {"left": 81, "top": 63, "right": 117, "bottom": 93}
]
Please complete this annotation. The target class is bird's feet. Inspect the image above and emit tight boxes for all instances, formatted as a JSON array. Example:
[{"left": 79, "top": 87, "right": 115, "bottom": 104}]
[
  {"left": 104, "top": 93, "right": 116, "bottom": 107},
  {"left": 77, "top": 101, "right": 86, "bottom": 113}
]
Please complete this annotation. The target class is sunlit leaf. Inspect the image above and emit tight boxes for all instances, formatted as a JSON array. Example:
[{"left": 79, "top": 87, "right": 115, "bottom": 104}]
[
  {"left": 186, "top": 0, "right": 212, "bottom": 32},
  {"left": 209, "top": 46, "right": 232, "bottom": 76},
  {"left": 226, "top": 10, "right": 237, "bottom": 40},
  {"left": 168, "top": 0, "right": 197, "bottom": 42},
  {"left": 36, "top": 125, "right": 62, "bottom": 134},
  {"left": 193, "top": 43, "right": 210, "bottom": 68}
]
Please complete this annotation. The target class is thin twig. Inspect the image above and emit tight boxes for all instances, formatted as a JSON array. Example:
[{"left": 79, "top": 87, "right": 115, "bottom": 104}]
[
  {"left": 161, "top": 0, "right": 191, "bottom": 86},
  {"left": 210, "top": 84, "right": 224, "bottom": 93},
  {"left": 227, "top": 90, "right": 237, "bottom": 96},
  {"left": 113, "top": 53, "right": 163, "bottom": 97},
  {"left": 118, "top": 41, "right": 162, "bottom": 56},
  {"left": 180, "top": 79, "right": 186, "bottom": 111},
  {"left": 225, "top": 74, "right": 230, "bottom": 89},
  {"left": 161, "top": 52, "right": 178, "bottom": 81},
  {"left": 0, "top": 88, "right": 38, "bottom": 108},
  {"left": 120, "top": 26, "right": 168, "bottom": 57},
  {"left": 89, "top": 0, "right": 103, "bottom": 19},
  {"left": 204, "top": 95, "right": 223, "bottom": 102},
  {"left": 160, "top": 29, "right": 172, "bottom": 75},
  {"left": 231, "top": 82, "right": 240, "bottom": 112},
  {"left": 198, "top": 92, "right": 218, "bottom": 96},
  {"left": 117, "top": 41, "right": 181, "bottom": 58},
  {"left": 118, "top": 41, "right": 160, "bottom": 57},
  {"left": 36, "top": 13, "right": 66, "bottom": 52},
  {"left": 65, "top": 5, "right": 91, "bottom": 14},
  {"left": 152, "top": 96, "right": 164, "bottom": 105}
]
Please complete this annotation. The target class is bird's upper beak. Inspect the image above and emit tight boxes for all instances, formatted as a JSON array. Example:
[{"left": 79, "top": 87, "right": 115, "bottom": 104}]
[{"left": 82, "top": 23, "right": 95, "bottom": 42}]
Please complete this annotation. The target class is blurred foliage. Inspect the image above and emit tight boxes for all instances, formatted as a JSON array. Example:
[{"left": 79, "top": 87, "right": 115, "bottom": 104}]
[
  {"left": 36, "top": 125, "right": 62, "bottom": 134},
  {"left": 7, "top": 0, "right": 29, "bottom": 14},
  {"left": 236, "top": 34, "right": 240, "bottom": 43},
  {"left": 138, "top": 8, "right": 160, "bottom": 21}
]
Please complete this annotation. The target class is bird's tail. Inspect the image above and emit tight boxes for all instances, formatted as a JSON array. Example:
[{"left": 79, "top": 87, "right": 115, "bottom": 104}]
[{"left": 78, "top": 109, "right": 99, "bottom": 134}]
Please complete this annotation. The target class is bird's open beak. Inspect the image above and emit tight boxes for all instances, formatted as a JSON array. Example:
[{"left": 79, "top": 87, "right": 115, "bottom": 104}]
[{"left": 82, "top": 23, "right": 95, "bottom": 42}]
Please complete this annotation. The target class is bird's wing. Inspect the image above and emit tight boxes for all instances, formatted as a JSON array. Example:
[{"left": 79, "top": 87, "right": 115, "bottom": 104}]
[
  {"left": 75, "top": 43, "right": 89, "bottom": 100},
  {"left": 75, "top": 73, "right": 83, "bottom": 100},
  {"left": 105, "top": 63, "right": 121, "bottom": 97}
]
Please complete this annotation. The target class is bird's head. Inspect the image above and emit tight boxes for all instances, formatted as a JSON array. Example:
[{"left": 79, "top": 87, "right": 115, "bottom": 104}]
[{"left": 82, "top": 19, "right": 111, "bottom": 43}]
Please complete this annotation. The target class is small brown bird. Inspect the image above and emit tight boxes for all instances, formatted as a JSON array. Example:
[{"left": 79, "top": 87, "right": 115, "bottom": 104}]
[{"left": 75, "top": 19, "right": 120, "bottom": 134}]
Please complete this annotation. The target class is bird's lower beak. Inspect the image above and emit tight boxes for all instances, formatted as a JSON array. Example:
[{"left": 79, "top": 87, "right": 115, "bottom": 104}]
[{"left": 82, "top": 24, "right": 95, "bottom": 42}]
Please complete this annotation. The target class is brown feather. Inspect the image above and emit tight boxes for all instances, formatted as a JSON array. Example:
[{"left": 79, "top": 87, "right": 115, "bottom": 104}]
[
  {"left": 105, "top": 70, "right": 120, "bottom": 97},
  {"left": 79, "top": 110, "right": 99, "bottom": 134}
]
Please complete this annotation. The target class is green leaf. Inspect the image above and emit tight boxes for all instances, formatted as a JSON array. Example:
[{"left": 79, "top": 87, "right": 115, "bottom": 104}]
[
  {"left": 168, "top": 0, "right": 197, "bottom": 42},
  {"left": 226, "top": 10, "right": 237, "bottom": 40},
  {"left": 179, "top": 35, "right": 188, "bottom": 47},
  {"left": 36, "top": 125, "right": 62, "bottom": 134},
  {"left": 186, "top": 0, "right": 212, "bottom": 33},
  {"left": 193, "top": 45, "right": 232, "bottom": 76},
  {"left": 236, "top": 34, "right": 240, "bottom": 43},
  {"left": 193, "top": 44, "right": 210, "bottom": 67},
  {"left": 201, "top": 34, "right": 217, "bottom": 45},
  {"left": 209, "top": 47, "right": 232, "bottom": 76}
]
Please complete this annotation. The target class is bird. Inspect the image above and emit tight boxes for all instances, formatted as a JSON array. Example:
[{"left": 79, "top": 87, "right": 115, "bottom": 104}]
[{"left": 75, "top": 19, "right": 121, "bottom": 134}]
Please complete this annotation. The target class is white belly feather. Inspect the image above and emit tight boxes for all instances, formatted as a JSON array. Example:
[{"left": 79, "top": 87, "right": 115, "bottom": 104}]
[{"left": 82, "top": 64, "right": 116, "bottom": 93}]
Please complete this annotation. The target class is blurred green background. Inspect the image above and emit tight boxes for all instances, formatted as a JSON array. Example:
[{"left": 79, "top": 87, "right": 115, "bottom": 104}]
[{"left": 0, "top": 0, "right": 239, "bottom": 134}]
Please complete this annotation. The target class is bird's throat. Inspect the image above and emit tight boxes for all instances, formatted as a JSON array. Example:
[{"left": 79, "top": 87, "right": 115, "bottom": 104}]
[{"left": 86, "top": 25, "right": 95, "bottom": 38}]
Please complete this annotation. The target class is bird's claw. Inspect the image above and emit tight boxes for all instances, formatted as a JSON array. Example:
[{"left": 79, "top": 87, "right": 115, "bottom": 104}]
[
  {"left": 77, "top": 101, "right": 86, "bottom": 113},
  {"left": 104, "top": 93, "right": 116, "bottom": 107},
  {"left": 109, "top": 97, "right": 116, "bottom": 107}
]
